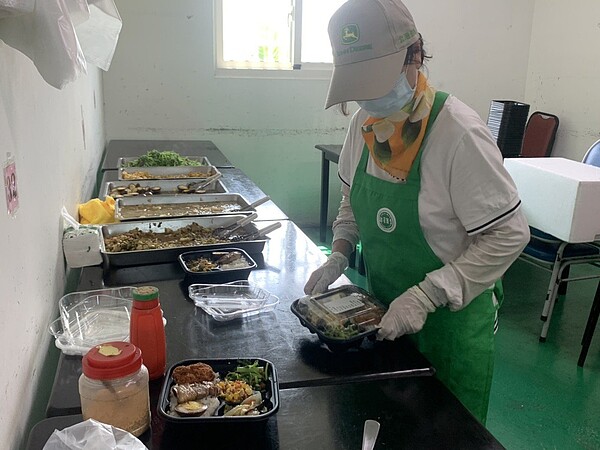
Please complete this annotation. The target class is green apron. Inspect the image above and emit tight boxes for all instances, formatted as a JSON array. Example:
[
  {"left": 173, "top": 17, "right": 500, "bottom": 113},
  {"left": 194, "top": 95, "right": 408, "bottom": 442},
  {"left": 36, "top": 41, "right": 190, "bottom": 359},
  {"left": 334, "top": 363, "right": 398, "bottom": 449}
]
[{"left": 349, "top": 92, "right": 502, "bottom": 424}]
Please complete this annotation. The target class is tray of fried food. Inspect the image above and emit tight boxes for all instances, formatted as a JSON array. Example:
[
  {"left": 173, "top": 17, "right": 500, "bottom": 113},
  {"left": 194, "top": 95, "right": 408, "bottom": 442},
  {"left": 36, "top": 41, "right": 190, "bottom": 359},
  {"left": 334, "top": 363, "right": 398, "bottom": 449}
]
[{"left": 100, "top": 215, "right": 267, "bottom": 267}]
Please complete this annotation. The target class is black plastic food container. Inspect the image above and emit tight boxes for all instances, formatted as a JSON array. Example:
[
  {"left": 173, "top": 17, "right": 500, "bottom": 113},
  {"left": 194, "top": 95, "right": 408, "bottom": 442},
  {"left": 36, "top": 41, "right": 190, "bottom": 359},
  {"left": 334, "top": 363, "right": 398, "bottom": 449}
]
[
  {"left": 158, "top": 358, "right": 279, "bottom": 423},
  {"left": 290, "top": 285, "right": 387, "bottom": 352},
  {"left": 178, "top": 248, "right": 257, "bottom": 284}
]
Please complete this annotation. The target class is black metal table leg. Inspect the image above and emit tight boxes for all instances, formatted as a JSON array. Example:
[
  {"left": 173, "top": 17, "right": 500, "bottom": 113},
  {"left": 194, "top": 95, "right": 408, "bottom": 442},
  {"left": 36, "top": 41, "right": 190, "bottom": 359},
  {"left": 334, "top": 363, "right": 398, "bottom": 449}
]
[
  {"left": 578, "top": 280, "right": 600, "bottom": 367},
  {"left": 319, "top": 154, "right": 329, "bottom": 243}
]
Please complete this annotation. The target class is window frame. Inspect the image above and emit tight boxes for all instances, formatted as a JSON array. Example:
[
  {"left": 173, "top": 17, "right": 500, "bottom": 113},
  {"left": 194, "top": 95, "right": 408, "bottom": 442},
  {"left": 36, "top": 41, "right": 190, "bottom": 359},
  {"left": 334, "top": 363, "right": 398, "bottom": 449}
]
[{"left": 214, "top": 0, "right": 334, "bottom": 80}]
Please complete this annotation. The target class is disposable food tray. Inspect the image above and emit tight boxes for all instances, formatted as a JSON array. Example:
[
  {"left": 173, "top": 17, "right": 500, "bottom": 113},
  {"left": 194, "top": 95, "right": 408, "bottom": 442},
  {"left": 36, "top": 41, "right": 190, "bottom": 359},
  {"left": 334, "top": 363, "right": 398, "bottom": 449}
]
[
  {"left": 114, "top": 193, "right": 254, "bottom": 221},
  {"left": 99, "top": 179, "right": 227, "bottom": 198},
  {"left": 117, "top": 155, "right": 211, "bottom": 168},
  {"left": 188, "top": 281, "right": 279, "bottom": 321},
  {"left": 118, "top": 165, "right": 220, "bottom": 181},
  {"left": 48, "top": 287, "right": 135, "bottom": 355},
  {"left": 158, "top": 358, "right": 279, "bottom": 423},
  {"left": 100, "top": 216, "right": 267, "bottom": 267},
  {"left": 290, "top": 285, "right": 387, "bottom": 352},
  {"left": 179, "top": 248, "right": 257, "bottom": 285}
]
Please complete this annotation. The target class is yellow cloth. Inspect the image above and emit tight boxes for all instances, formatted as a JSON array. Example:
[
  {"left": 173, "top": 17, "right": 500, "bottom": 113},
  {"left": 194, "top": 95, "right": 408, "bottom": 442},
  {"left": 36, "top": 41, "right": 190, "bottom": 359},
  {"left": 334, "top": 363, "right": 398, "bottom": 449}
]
[
  {"left": 78, "top": 196, "right": 117, "bottom": 224},
  {"left": 361, "top": 72, "right": 436, "bottom": 181}
]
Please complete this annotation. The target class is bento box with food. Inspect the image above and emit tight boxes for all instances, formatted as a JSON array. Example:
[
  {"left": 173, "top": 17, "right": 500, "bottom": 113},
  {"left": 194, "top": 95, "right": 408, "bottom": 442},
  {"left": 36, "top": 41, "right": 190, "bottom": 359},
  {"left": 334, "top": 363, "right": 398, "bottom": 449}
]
[
  {"left": 118, "top": 165, "right": 220, "bottom": 181},
  {"left": 99, "top": 179, "right": 227, "bottom": 198},
  {"left": 114, "top": 194, "right": 254, "bottom": 221},
  {"left": 179, "top": 248, "right": 257, "bottom": 284},
  {"left": 100, "top": 215, "right": 273, "bottom": 267},
  {"left": 158, "top": 358, "right": 279, "bottom": 423},
  {"left": 290, "top": 285, "right": 387, "bottom": 352},
  {"left": 118, "top": 151, "right": 211, "bottom": 169}
]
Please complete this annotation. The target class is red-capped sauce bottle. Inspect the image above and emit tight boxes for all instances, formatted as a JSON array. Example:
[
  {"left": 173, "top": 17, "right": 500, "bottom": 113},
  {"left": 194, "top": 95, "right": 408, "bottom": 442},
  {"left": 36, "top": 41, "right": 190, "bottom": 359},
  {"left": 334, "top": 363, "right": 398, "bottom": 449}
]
[{"left": 130, "top": 286, "right": 167, "bottom": 380}]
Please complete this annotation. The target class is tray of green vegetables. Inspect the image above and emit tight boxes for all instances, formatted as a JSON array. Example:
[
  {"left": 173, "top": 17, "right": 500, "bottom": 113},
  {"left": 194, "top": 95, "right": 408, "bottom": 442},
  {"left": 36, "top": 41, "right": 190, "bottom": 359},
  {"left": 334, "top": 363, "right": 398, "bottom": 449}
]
[{"left": 118, "top": 150, "right": 211, "bottom": 168}]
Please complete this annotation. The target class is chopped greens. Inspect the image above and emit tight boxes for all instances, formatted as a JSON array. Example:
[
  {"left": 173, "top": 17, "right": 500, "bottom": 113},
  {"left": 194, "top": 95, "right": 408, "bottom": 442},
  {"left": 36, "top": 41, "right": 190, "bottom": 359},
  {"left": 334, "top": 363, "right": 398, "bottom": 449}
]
[
  {"left": 225, "top": 361, "right": 268, "bottom": 391},
  {"left": 124, "top": 150, "right": 203, "bottom": 167}
]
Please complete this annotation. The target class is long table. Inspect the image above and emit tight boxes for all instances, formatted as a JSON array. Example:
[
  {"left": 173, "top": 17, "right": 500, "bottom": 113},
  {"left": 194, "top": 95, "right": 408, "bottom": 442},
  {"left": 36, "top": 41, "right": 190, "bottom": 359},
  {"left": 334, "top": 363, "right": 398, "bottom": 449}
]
[
  {"left": 32, "top": 375, "right": 503, "bottom": 449},
  {"left": 38, "top": 156, "right": 505, "bottom": 449}
]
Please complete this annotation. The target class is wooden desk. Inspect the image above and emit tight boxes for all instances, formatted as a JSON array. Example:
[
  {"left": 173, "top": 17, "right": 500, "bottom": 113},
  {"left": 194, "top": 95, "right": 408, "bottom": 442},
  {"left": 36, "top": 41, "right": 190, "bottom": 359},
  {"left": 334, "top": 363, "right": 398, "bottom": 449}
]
[
  {"left": 315, "top": 144, "right": 342, "bottom": 243},
  {"left": 102, "top": 140, "right": 235, "bottom": 170}
]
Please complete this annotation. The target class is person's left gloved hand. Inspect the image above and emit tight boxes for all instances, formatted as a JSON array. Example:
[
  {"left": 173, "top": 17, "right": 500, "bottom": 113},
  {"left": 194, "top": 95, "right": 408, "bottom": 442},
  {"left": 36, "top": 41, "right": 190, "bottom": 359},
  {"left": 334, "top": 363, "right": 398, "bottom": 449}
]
[{"left": 377, "top": 286, "right": 437, "bottom": 341}]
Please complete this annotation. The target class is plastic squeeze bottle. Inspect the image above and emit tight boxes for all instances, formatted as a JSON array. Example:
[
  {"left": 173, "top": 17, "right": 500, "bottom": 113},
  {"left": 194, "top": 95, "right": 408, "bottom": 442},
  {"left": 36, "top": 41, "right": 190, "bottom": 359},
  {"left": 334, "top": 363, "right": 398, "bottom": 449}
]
[{"left": 130, "top": 286, "right": 167, "bottom": 380}]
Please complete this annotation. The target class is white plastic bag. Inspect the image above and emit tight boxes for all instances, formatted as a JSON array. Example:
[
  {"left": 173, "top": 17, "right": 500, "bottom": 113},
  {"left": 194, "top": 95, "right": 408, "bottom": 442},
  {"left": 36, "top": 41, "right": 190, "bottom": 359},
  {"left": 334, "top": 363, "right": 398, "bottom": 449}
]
[
  {"left": 0, "top": 0, "right": 34, "bottom": 18},
  {"left": 0, "top": 0, "right": 87, "bottom": 89},
  {"left": 73, "top": 0, "right": 122, "bottom": 71},
  {"left": 43, "top": 419, "right": 147, "bottom": 450}
]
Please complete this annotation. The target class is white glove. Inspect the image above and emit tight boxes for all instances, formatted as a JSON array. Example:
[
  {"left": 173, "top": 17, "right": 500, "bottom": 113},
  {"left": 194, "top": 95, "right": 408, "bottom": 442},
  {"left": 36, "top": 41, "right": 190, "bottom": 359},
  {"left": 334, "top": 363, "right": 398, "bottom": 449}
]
[
  {"left": 376, "top": 286, "right": 437, "bottom": 341},
  {"left": 304, "top": 252, "right": 349, "bottom": 295}
]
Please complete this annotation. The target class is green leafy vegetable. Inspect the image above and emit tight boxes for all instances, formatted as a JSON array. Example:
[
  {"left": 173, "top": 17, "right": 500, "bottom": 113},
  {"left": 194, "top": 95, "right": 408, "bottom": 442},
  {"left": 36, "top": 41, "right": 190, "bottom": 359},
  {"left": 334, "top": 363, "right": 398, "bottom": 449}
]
[
  {"left": 124, "top": 150, "right": 203, "bottom": 167},
  {"left": 225, "top": 361, "right": 268, "bottom": 391}
]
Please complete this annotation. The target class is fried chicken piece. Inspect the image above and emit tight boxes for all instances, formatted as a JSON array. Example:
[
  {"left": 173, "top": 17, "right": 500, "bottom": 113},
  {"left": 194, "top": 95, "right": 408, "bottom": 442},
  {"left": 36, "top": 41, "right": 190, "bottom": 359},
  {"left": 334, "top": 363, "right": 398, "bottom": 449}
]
[{"left": 172, "top": 362, "right": 216, "bottom": 384}]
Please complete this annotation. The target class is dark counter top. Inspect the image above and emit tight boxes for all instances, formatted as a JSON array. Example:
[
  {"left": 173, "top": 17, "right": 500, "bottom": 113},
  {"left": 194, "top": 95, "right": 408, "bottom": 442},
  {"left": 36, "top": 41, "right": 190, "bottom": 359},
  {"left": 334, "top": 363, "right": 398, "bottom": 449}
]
[
  {"left": 34, "top": 377, "right": 504, "bottom": 449},
  {"left": 47, "top": 221, "right": 433, "bottom": 417}
]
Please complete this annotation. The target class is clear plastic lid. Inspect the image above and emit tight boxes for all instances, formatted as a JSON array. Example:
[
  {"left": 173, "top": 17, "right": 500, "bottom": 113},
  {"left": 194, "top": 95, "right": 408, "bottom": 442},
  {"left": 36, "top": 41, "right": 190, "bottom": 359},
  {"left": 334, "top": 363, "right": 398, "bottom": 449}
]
[
  {"left": 188, "top": 281, "right": 279, "bottom": 321},
  {"left": 48, "top": 287, "right": 135, "bottom": 355},
  {"left": 294, "top": 285, "right": 386, "bottom": 340}
]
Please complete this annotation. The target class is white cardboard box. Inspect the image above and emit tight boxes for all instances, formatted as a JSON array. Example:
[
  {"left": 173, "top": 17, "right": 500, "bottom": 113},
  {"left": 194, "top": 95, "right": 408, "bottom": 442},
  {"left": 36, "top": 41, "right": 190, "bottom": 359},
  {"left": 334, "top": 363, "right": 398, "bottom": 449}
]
[{"left": 504, "top": 157, "right": 600, "bottom": 243}]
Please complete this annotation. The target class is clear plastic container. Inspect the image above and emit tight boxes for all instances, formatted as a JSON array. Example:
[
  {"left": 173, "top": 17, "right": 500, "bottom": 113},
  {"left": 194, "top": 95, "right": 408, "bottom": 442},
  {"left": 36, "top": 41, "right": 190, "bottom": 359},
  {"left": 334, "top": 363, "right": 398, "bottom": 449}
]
[
  {"left": 79, "top": 342, "right": 150, "bottom": 437},
  {"left": 48, "top": 287, "right": 135, "bottom": 355},
  {"left": 291, "top": 285, "right": 387, "bottom": 350},
  {"left": 188, "top": 281, "right": 279, "bottom": 321}
]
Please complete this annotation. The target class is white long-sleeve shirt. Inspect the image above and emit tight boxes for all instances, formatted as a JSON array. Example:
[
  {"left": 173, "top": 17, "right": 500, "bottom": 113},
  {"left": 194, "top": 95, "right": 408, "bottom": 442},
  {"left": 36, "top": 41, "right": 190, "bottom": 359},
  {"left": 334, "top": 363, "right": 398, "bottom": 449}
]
[{"left": 333, "top": 95, "right": 530, "bottom": 310}]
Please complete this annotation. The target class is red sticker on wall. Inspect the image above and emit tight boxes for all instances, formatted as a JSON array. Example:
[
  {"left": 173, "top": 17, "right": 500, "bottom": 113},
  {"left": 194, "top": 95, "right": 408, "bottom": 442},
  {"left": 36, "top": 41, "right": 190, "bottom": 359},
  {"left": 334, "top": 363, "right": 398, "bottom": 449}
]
[{"left": 4, "top": 159, "right": 19, "bottom": 216}]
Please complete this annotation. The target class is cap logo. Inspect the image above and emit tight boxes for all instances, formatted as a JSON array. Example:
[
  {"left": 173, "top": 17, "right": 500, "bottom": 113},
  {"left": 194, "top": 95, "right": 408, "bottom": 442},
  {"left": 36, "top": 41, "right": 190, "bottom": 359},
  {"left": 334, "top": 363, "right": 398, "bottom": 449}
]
[{"left": 341, "top": 24, "right": 360, "bottom": 45}]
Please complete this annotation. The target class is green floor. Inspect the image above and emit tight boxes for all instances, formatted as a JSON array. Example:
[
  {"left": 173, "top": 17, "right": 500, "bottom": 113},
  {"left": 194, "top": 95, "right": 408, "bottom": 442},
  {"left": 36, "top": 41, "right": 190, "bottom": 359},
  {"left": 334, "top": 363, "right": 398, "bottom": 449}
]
[{"left": 301, "top": 226, "right": 600, "bottom": 450}]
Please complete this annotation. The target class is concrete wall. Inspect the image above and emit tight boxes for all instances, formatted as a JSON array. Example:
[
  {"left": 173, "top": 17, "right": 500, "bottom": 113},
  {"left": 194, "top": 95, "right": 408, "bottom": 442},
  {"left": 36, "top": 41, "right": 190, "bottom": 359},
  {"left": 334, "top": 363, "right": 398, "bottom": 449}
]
[
  {"left": 103, "top": 0, "right": 537, "bottom": 226},
  {"left": 0, "top": 42, "right": 104, "bottom": 448},
  {"left": 524, "top": 1, "right": 600, "bottom": 161}
]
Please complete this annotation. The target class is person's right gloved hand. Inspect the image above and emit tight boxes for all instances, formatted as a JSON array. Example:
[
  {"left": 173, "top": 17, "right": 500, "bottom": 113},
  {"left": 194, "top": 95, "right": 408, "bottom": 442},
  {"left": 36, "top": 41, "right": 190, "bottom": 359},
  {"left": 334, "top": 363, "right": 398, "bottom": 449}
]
[{"left": 304, "top": 252, "right": 349, "bottom": 295}]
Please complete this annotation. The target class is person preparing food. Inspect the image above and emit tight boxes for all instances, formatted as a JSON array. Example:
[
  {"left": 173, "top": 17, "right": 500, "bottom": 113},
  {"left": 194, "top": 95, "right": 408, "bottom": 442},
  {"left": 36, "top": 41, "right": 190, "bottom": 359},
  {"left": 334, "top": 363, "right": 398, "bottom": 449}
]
[{"left": 304, "top": 0, "right": 530, "bottom": 424}]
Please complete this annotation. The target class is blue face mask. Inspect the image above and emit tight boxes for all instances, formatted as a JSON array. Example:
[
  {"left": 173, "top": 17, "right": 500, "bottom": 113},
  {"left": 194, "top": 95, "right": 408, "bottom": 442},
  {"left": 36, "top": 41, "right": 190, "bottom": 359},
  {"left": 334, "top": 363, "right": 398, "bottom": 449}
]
[{"left": 356, "top": 73, "right": 415, "bottom": 118}]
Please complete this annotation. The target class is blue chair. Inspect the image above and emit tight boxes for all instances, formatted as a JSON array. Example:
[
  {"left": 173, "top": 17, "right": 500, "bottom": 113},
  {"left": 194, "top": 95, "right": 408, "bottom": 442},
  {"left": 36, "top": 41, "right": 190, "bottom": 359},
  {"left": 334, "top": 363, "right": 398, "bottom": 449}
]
[
  {"left": 519, "top": 140, "right": 600, "bottom": 342},
  {"left": 582, "top": 138, "right": 600, "bottom": 166}
]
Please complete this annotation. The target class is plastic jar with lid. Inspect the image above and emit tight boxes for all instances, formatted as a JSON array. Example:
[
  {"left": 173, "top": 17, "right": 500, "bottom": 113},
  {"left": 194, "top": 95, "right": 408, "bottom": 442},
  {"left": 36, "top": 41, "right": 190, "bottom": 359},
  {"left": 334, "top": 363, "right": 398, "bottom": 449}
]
[{"left": 79, "top": 341, "right": 150, "bottom": 437}]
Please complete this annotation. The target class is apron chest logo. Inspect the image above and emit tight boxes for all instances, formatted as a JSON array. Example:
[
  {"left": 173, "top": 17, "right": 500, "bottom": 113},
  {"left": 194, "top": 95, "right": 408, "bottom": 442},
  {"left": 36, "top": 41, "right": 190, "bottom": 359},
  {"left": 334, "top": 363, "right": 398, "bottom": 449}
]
[{"left": 376, "top": 208, "right": 396, "bottom": 233}]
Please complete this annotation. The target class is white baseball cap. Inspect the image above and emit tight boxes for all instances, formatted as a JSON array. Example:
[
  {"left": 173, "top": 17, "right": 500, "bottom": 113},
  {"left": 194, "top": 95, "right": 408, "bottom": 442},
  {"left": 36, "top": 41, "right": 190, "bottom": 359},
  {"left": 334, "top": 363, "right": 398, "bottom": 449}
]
[{"left": 325, "top": 0, "right": 420, "bottom": 109}]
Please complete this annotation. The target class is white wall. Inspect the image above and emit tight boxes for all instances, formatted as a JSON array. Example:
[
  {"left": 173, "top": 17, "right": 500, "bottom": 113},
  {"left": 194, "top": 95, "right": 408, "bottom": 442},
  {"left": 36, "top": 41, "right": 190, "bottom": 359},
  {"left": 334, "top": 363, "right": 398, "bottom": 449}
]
[
  {"left": 103, "top": 0, "right": 536, "bottom": 226},
  {"left": 0, "top": 42, "right": 105, "bottom": 448},
  {"left": 524, "top": 1, "right": 600, "bottom": 160}
]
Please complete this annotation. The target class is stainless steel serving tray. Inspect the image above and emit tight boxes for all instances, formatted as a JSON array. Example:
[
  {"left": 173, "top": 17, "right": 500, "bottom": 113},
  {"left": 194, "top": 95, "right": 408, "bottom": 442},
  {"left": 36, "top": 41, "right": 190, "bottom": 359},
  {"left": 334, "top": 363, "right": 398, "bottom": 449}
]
[
  {"left": 100, "top": 216, "right": 267, "bottom": 267},
  {"left": 118, "top": 165, "right": 220, "bottom": 181},
  {"left": 117, "top": 156, "right": 211, "bottom": 168},
  {"left": 99, "top": 179, "right": 227, "bottom": 198},
  {"left": 114, "top": 194, "right": 254, "bottom": 221}
]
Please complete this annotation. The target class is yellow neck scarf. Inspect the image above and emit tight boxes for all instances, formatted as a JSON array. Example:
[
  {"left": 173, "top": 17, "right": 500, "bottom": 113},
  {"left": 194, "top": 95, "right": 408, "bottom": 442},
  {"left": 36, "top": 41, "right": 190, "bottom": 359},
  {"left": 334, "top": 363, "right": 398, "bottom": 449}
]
[{"left": 361, "top": 72, "right": 436, "bottom": 181}]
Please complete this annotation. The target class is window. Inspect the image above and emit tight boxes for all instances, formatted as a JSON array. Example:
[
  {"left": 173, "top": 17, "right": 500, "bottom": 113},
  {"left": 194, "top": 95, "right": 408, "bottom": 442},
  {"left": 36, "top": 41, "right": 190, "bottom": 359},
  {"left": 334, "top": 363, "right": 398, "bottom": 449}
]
[{"left": 215, "top": 0, "right": 346, "bottom": 73}]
